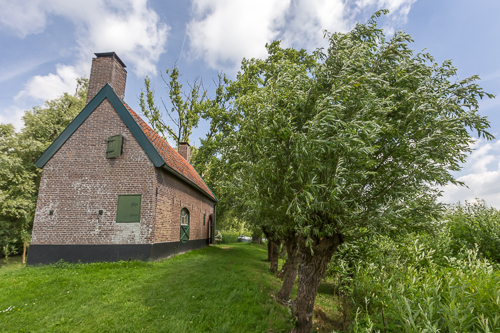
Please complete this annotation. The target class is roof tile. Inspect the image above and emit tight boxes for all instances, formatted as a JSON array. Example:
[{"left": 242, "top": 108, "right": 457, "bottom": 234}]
[{"left": 124, "top": 104, "right": 216, "bottom": 201}]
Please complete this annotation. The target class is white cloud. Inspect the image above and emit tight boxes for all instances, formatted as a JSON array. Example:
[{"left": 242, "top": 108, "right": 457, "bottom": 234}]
[
  {"left": 187, "top": 0, "right": 417, "bottom": 72},
  {"left": 187, "top": 0, "right": 291, "bottom": 71},
  {"left": 0, "top": 0, "right": 47, "bottom": 37},
  {"left": 0, "top": 106, "right": 25, "bottom": 131},
  {"left": 15, "top": 63, "right": 85, "bottom": 102},
  {"left": 440, "top": 139, "right": 500, "bottom": 208},
  {"left": 1, "top": 0, "right": 169, "bottom": 101}
]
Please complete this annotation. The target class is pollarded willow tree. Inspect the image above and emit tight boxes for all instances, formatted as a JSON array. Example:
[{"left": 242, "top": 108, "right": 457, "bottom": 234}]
[{"left": 227, "top": 11, "right": 494, "bottom": 333}]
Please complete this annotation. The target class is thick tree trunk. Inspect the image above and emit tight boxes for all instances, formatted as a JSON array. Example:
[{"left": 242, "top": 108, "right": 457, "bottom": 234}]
[
  {"left": 291, "top": 234, "right": 343, "bottom": 333},
  {"left": 276, "top": 237, "right": 299, "bottom": 303},
  {"left": 22, "top": 242, "right": 27, "bottom": 264},
  {"left": 270, "top": 239, "right": 281, "bottom": 274}
]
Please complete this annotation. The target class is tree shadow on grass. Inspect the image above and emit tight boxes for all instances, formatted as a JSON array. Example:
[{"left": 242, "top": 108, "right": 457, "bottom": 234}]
[{"left": 132, "top": 244, "right": 291, "bottom": 333}]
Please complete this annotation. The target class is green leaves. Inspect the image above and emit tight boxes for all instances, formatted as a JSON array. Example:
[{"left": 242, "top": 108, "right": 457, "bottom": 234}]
[
  {"left": 227, "top": 12, "right": 494, "bottom": 240},
  {"left": 140, "top": 68, "right": 206, "bottom": 147},
  {"left": 0, "top": 77, "right": 88, "bottom": 257}
]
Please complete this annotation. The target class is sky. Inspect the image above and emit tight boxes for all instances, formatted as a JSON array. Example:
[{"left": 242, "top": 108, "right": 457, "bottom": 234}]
[{"left": 0, "top": 0, "right": 499, "bottom": 207}]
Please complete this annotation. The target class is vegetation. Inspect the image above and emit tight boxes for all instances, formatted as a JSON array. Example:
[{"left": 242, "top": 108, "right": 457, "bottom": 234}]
[
  {"left": 326, "top": 200, "right": 500, "bottom": 332},
  {"left": 1, "top": 9, "right": 497, "bottom": 333},
  {"left": 0, "top": 79, "right": 88, "bottom": 263},
  {"left": 224, "top": 10, "right": 494, "bottom": 332},
  {"left": 1, "top": 244, "right": 294, "bottom": 332},
  {"left": 219, "top": 231, "right": 240, "bottom": 244}
]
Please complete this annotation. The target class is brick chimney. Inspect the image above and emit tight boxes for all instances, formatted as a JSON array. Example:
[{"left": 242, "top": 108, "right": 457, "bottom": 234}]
[
  {"left": 86, "top": 52, "right": 127, "bottom": 104},
  {"left": 178, "top": 142, "right": 191, "bottom": 164}
]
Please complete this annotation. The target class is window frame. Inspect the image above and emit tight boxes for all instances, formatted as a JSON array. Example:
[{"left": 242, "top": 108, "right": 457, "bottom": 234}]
[{"left": 180, "top": 207, "right": 190, "bottom": 226}]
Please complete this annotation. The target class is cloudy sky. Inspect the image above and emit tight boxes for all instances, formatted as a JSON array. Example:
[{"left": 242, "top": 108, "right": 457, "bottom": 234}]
[{"left": 0, "top": 0, "right": 499, "bottom": 207}]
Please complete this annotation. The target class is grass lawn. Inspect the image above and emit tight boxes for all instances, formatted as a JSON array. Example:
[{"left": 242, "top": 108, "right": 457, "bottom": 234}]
[{"left": 0, "top": 243, "right": 339, "bottom": 333}]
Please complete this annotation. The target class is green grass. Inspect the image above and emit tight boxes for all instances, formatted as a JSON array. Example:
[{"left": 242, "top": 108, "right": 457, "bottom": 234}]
[{"left": 0, "top": 243, "right": 294, "bottom": 333}]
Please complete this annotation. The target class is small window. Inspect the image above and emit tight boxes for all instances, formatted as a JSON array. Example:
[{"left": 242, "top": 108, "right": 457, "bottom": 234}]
[
  {"left": 180, "top": 208, "right": 190, "bottom": 225},
  {"left": 203, "top": 213, "right": 206, "bottom": 226},
  {"left": 116, "top": 194, "right": 142, "bottom": 223},
  {"left": 107, "top": 134, "right": 123, "bottom": 158}
]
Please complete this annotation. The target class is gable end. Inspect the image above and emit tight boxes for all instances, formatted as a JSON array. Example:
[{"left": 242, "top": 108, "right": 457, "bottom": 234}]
[{"left": 34, "top": 84, "right": 166, "bottom": 169}]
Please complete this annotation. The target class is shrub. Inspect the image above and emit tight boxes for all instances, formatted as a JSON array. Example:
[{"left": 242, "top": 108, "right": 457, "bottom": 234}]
[
  {"left": 445, "top": 200, "right": 500, "bottom": 263},
  {"left": 220, "top": 231, "right": 239, "bottom": 244},
  {"left": 329, "top": 234, "right": 500, "bottom": 332}
]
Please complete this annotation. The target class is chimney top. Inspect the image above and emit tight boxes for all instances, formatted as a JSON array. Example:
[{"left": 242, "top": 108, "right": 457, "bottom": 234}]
[
  {"left": 94, "top": 52, "right": 126, "bottom": 68},
  {"left": 178, "top": 142, "right": 191, "bottom": 164},
  {"left": 86, "top": 51, "right": 128, "bottom": 104}
]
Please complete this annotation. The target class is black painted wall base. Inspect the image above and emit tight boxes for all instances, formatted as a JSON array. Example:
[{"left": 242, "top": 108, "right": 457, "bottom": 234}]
[{"left": 27, "top": 239, "right": 209, "bottom": 266}]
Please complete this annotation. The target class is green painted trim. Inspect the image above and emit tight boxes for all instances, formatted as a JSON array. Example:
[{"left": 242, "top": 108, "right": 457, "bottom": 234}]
[
  {"left": 34, "top": 84, "right": 165, "bottom": 168},
  {"left": 105, "top": 87, "right": 165, "bottom": 167},
  {"left": 116, "top": 194, "right": 142, "bottom": 223},
  {"left": 35, "top": 85, "right": 110, "bottom": 168},
  {"left": 33, "top": 83, "right": 217, "bottom": 202},
  {"left": 180, "top": 207, "right": 190, "bottom": 243}
]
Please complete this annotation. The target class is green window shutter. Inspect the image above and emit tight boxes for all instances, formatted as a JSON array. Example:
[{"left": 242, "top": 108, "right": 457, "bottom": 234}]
[
  {"left": 180, "top": 225, "right": 190, "bottom": 243},
  {"left": 203, "top": 213, "right": 206, "bottom": 226},
  {"left": 116, "top": 194, "right": 142, "bottom": 223},
  {"left": 107, "top": 135, "right": 123, "bottom": 158}
]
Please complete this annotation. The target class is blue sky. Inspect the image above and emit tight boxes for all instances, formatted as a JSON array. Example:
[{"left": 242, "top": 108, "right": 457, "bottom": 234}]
[{"left": 0, "top": 0, "right": 499, "bottom": 207}]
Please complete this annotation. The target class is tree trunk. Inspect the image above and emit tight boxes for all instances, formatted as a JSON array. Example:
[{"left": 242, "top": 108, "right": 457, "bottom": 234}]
[
  {"left": 22, "top": 242, "right": 27, "bottom": 264},
  {"left": 276, "top": 237, "right": 299, "bottom": 303},
  {"left": 277, "top": 264, "right": 286, "bottom": 279},
  {"left": 263, "top": 228, "right": 272, "bottom": 262},
  {"left": 267, "top": 241, "right": 272, "bottom": 261},
  {"left": 270, "top": 239, "right": 281, "bottom": 274},
  {"left": 291, "top": 234, "right": 343, "bottom": 333}
]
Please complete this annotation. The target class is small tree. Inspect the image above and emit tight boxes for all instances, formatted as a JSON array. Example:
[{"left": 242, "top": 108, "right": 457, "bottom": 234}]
[
  {"left": 228, "top": 11, "right": 493, "bottom": 332},
  {"left": 140, "top": 68, "right": 205, "bottom": 147}
]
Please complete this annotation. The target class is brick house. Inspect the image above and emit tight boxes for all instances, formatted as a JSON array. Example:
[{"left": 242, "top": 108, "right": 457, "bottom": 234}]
[{"left": 27, "top": 52, "right": 217, "bottom": 265}]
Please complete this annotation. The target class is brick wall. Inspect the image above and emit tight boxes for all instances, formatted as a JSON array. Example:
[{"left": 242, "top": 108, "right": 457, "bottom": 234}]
[
  {"left": 32, "top": 98, "right": 157, "bottom": 245},
  {"left": 31, "top": 97, "right": 214, "bottom": 246},
  {"left": 153, "top": 168, "right": 214, "bottom": 243}
]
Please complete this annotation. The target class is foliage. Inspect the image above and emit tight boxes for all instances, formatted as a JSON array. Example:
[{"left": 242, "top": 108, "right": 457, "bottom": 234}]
[
  {"left": 327, "top": 205, "right": 500, "bottom": 333},
  {"left": 329, "top": 234, "right": 500, "bottom": 333},
  {"left": 140, "top": 69, "right": 238, "bottom": 224},
  {"left": 0, "top": 78, "right": 88, "bottom": 259},
  {"left": 227, "top": 13, "right": 494, "bottom": 242},
  {"left": 225, "top": 11, "right": 494, "bottom": 331},
  {"left": 0, "top": 244, "right": 292, "bottom": 332},
  {"left": 444, "top": 199, "right": 500, "bottom": 263},
  {"left": 219, "top": 231, "right": 240, "bottom": 244},
  {"left": 140, "top": 69, "right": 205, "bottom": 147}
]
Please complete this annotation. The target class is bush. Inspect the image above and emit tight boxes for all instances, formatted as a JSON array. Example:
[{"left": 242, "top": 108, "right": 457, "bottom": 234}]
[
  {"left": 445, "top": 200, "right": 500, "bottom": 263},
  {"left": 220, "top": 231, "right": 239, "bottom": 244},
  {"left": 328, "top": 234, "right": 500, "bottom": 332}
]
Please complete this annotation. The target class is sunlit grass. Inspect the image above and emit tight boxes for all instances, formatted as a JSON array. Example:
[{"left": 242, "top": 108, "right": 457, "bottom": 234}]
[{"left": 0, "top": 243, "right": 293, "bottom": 333}]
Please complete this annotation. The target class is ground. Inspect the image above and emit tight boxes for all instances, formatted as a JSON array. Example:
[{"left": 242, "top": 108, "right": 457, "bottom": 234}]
[{"left": 1, "top": 243, "right": 340, "bottom": 333}]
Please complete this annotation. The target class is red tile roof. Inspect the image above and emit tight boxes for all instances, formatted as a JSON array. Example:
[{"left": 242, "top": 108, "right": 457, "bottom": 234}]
[{"left": 124, "top": 104, "right": 216, "bottom": 201}]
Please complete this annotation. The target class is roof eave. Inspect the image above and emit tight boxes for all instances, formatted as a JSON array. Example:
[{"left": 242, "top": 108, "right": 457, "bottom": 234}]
[{"left": 160, "top": 164, "right": 218, "bottom": 203}]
